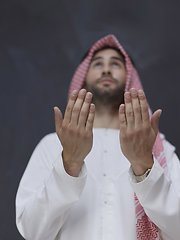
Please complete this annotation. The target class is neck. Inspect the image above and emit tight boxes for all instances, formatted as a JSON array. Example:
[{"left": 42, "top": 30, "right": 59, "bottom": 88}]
[{"left": 93, "top": 105, "right": 120, "bottom": 129}]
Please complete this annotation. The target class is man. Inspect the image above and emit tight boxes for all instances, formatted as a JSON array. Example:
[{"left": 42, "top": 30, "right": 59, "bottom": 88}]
[{"left": 16, "top": 35, "right": 180, "bottom": 240}]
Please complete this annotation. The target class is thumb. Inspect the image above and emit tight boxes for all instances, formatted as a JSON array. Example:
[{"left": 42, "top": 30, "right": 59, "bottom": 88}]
[
  {"left": 151, "top": 109, "right": 162, "bottom": 135},
  {"left": 54, "top": 106, "right": 63, "bottom": 133}
]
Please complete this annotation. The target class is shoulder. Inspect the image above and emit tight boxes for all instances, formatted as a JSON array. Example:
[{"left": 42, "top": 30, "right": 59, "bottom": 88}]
[
  {"left": 32, "top": 132, "right": 62, "bottom": 160},
  {"left": 159, "top": 133, "right": 180, "bottom": 176},
  {"left": 39, "top": 132, "right": 60, "bottom": 145},
  {"left": 159, "top": 133, "right": 176, "bottom": 158}
]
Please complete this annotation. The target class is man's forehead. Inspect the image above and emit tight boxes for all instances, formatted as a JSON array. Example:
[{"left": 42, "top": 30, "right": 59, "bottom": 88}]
[{"left": 91, "top": 48, "right": 124, "bottom": 61}]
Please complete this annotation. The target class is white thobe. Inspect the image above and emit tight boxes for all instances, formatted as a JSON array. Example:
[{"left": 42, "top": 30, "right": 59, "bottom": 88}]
[{"left": 16, "top": 129, "right": 180, "bottom": 240}]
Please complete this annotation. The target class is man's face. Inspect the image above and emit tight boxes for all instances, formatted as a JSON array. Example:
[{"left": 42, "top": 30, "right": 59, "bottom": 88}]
[{"left": 84, "top": 48, "right": 126, "bottom": 107}]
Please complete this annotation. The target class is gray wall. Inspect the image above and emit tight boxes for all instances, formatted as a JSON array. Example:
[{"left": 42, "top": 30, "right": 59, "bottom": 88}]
[{"left": 1, "top": 1, "right": 180, "bottom": 239}]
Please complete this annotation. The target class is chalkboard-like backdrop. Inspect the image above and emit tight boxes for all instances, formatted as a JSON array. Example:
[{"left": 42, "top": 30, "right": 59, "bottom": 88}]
[{"left": 0, "top": 1, "right": 180, "bottom": 239}]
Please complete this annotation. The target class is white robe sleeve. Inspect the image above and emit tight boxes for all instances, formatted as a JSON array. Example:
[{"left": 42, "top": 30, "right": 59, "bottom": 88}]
[
  {"left": 129, "top": 135, "right": 180, "bottom": 240},
  {"left": 16, "top": 133, "right": 87, "bottom": 240}
]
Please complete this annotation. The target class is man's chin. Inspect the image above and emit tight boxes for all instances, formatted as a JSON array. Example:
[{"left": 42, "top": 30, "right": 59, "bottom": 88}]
[
  {"left": 97, "top": 85, "right": 117, "bottom": 94},
  {"left": 93, "top": 88, "right": 118, "bottom": 99},
  {"left": 85, "top": 82, "right": 125, "bottom": 98},
  {"left": 96, "top": 84, "right": 116, "bottom": 91},
  {"left": 85, "top": 83, "right": 125, "bottom": 107}
]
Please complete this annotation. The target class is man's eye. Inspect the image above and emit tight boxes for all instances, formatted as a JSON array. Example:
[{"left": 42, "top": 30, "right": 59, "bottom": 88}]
[
  {"left": 94, "top": 62, "right": 102, "bottom": 67},
  {"left": 112, "top": 62, "right": 120, "bottom": 67}
]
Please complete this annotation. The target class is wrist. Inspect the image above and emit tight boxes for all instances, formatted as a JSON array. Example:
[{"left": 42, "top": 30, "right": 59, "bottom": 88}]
[
  {"left": 134, "top": 168, "right": 151, "bottom": 182},
  {"left": 131, "top": 156, "right": 154, "bottom": 176},
  {"left": 62, "top": 151, "right": 83, "bottom": 177}
]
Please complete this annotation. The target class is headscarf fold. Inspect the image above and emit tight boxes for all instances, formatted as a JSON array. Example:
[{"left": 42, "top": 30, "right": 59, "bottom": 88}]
[{"left": 68, "top": 34, "right": 167, "bottom": 240}]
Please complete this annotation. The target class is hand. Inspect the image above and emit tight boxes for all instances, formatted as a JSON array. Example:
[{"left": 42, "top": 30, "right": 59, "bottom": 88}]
[
  {"left": 54, "top": 89, "right": 95, "bottom": 177},
  {"left": 119, "top": 88, "right": 162, "bottom": 175}
]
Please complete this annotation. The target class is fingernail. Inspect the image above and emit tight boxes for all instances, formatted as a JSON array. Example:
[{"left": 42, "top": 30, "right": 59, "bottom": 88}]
[
  {"left": 72, "top": 90, "right": 77, "bottom": 96},
  {"left": 79, "top": 89, "right": 86, "bottom": 95},
  {"left": 159, "top": 109, "right": 162, "bottom": 117},
  {"left": 138, "top": 90, "right": 144, "bottom": 96},
  {"left": 130, "top": 88, "right": 137, "bottom": 94},
  {"left": 125, "top": 92, "right": 131, "bottom": 99},
  {"left": 86, "top": 92, "right": 92, "bottom": 99},
  {"left": 119, "top": 104, "right": 125, "bottom": 111},
  {"left": 90, "top": 103, "right": 95, "bottom": 110}
]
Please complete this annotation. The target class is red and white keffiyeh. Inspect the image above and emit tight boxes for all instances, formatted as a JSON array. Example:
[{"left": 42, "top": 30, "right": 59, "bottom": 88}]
[{"left": 68, "top": 35, "right": 167, "bottom": 240}]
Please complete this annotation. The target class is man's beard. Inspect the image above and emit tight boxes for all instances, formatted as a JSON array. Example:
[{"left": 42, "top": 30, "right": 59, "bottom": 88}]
[{"left": 84, "top": 77, "right": 125, "bottom": 111}]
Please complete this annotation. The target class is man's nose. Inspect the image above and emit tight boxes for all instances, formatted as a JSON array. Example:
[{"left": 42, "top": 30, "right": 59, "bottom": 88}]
[{"left": 102, "top": 64, "right": 111, "bottom": 75}]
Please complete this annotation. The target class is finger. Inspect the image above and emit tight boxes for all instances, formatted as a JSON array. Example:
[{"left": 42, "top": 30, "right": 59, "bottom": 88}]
[
  {"left": 119, "top": 104, "right": 127, "bottom": 134},
  {"left": 151, "top": 109, "right": 162, "bottom": 135},
  {"left": 124, "top": 92, "right": 134, "bottom": 129},
  {"left": 78, "top": 92, "right": 93, "bottom": 128},
  {"left": 138, "top": 90, "right": 150, "bottom": 126},
  {"left": 71, "top": 89, "right": 87, "bottom": 125},
  {"left": 54, "top": 106, "right": 63, "bottom": 133},
  {"left": 64, "top": 90, "right": 78, "bottom": 123},
  {"left": 86, "top": 103, "right": 95, "bottom": 131},
  {"left": 130, "top": 88, "right": 142, "bottom": 127}
]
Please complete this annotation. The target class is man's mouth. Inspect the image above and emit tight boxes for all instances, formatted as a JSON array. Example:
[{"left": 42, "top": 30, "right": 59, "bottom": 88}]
[{"left": 99, "top": 77, "right": 115, "bottom": 85}]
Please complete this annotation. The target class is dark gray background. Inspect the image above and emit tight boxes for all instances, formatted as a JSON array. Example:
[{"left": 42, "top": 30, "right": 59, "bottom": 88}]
[{"left": 1, "top": 1, "right": 180, "bottom": 239}]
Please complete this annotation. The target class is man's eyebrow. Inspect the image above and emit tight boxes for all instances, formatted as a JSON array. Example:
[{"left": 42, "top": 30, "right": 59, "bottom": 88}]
[
  {"left": 111, "top": 57, "right": 124, "bottom": 62},
  {"left": 91, "top": 57, "right": 103, "bottom": 63},
  {"left": 91, "top": 56, "right": 124, "bottom": 63}
]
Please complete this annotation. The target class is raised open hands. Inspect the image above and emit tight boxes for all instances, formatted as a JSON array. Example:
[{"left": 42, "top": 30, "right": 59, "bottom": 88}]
[
  {"left": 119, "top": 88, "right": 162, "bottom": 176},
  {"left": 54, "top": 89, "right": 95, "bottom": 177}
]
